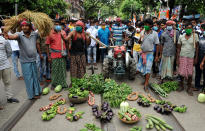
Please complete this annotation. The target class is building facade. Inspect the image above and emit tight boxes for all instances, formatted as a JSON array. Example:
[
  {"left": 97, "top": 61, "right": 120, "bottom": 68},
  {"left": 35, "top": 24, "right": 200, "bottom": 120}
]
[{"left": 65, "top": 0, "right": 85, "bottom": 19}]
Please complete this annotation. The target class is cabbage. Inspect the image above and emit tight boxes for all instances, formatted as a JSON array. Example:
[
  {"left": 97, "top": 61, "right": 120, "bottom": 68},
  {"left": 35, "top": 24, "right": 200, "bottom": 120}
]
[
  {"left": 55, "top": 85, "right": 62, "bottom": 93},
  {"left": 120, "top": 101, "right": 129, "bottom": 113},
  {"left": 198, "top": 93, "right": 205, "bottom": 103},
  {"left": 42, "top": 87, "right": 50, "bottom": 95}
]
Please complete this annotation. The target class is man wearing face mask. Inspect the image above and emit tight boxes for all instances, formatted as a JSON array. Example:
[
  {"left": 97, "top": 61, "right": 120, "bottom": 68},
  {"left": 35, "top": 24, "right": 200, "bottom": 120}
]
[
  {"left": 160, "top": 20, "right": 179, "bottom": 83},
  {"left": 194, "top": 23, "right": 205, "bottom": 91},
  {"left": 137, "top": 19, "right": 160, "bottom": 92},
  {"left": 132, "top": 26, "right": 142, "bottom": 71},
  {"left": 98, "top": 22, "right": 110, "bottom": 62},
  {"left": 86, "top": 20, "right": 98, "bottom": 69},
  {"left": 46, "top": 19, "right": 68, "bottom": 89},
  {"left": 177, "top": 22, "right": 199, "bottom": 96},
  {"left": 111, "top": 18, "right": 125, "bottom": 46}
]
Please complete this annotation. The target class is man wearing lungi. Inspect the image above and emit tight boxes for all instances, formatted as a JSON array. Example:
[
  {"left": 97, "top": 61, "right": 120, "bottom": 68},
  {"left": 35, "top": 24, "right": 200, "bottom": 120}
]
[
  {"left": 137, "top": 19, "right": 160, "bottom": 92},
  {"left": 4, "top": 19, "right": 42, "bottom": 99}
]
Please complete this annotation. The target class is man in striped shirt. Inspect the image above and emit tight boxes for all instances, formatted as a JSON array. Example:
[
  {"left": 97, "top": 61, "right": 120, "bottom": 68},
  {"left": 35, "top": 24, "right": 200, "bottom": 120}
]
[
  {"left": 111, "top": 18, "right": 125, "bottom": 46},
  {"left": 0, "top": 32, "right": 19, "bottom": 109}
]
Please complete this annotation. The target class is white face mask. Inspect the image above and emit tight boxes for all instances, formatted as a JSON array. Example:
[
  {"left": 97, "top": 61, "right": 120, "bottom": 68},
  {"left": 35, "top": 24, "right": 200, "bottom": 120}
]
[{"left": 136, "top": 28, "right": 140, "bottom": 33}]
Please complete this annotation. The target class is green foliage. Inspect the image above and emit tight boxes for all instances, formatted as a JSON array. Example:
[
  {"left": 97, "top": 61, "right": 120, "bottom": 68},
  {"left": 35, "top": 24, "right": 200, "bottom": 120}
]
[
  {"left": 120, "top": 0, "right": 144, "bottom": 19},
  {"left": 0, "top": 0, "right": 68, "bottom": 18}
]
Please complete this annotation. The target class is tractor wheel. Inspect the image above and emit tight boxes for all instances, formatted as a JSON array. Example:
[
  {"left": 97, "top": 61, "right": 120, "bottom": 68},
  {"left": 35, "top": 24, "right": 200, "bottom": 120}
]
[
  {"left": 128, "top": 58, "right": 136, "bottom": 80},
  {"left": 102, "top": 58, "right": 110, "bottom": 78}
]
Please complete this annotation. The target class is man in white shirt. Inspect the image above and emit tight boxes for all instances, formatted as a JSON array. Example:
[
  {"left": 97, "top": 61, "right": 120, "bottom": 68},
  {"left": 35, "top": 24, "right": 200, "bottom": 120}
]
[
  {"left": 86, "top": 20, "right": 98, "bottom": 69},
  {"left": 8, "top": 32, "right": 23, "bottom": 80}
]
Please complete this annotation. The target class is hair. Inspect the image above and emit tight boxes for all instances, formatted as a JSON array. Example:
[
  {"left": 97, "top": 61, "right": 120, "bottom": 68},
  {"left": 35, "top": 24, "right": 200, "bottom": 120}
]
[
  {"left": 138, "top": 22, "right": 144, "bottom": 27},
  {"left": 144, "top": 18, "right": 153, "bottom": 26},
  {"left": 161, "top": 19, "right": 167, "bottom": 25}
]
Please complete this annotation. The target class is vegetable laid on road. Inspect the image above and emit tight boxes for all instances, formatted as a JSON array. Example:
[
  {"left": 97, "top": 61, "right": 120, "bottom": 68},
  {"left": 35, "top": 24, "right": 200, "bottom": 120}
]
[{"left": 145, "top": 114, "right": 173, "bottom": 130}]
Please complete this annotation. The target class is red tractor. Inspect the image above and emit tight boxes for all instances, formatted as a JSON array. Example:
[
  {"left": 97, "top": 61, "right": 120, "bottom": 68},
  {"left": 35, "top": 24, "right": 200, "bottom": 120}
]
[{"left": 102, "top": 45, "right": 136, "bottom": 80}]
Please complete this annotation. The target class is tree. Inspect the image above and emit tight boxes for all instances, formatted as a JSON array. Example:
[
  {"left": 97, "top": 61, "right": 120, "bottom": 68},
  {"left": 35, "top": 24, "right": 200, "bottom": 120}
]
[
  {"left": 0, "top": 0, "right": 68, "bottom": 18},
  {"left": 120, "top": 0, "right": 144, "bottom": 19}
]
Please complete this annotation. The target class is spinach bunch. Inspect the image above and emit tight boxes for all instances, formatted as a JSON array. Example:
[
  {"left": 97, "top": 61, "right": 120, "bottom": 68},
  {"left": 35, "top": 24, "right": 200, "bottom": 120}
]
[{"left": 103, "top": 79, "right": 132, "bottom": 108}]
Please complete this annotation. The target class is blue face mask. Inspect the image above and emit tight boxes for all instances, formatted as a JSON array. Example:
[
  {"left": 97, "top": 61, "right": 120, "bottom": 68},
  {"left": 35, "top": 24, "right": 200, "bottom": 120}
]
[
  {"left": 167, "top": 26, "right": 173, "bottom": 31},
  {"left": 198, "top": 24, "right": 201, "bottom": 27},
  {"left": 152, "top": 26, "right": 158, "bottom": 31},
  {"left": 55, "top": 25, "right": 62, "bottom": 32}
]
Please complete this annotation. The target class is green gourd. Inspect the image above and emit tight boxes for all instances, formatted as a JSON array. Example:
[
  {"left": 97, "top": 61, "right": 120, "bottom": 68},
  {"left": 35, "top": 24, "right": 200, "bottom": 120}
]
[
  {"left": 55, "top": 85, "right": 62, "bottom": 93},
  {"left": 42, "top": 87, "right": 50, "bottom": 95}
]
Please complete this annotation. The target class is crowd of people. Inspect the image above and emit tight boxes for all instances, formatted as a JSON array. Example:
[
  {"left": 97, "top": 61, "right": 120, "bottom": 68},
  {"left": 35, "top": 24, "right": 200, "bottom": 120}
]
[{"left": 0, "top": 15, "right": 205, "bottom": 110}]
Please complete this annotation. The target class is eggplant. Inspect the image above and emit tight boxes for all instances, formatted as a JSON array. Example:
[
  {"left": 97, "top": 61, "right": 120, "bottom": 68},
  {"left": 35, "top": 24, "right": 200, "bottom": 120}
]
[
  {"left": 96, "top": 112, "right": 102, "bottom": 119},
  {"left": 72, "top": 96, "right": 78, "bottom": 98},
  {"left": 108, "top": 112, "right": 114, "bottom": 116},
  {"left": 80, "top": 88, "right": 85, "bottom": 91},
  {"left": 154, "top": 105, "right": 158, "bottom": 110},
  {"left": 70, "top": 103, "right": 75, "bottom": 107},
  {"left": 107, "top": 108, "right": 113, "bottom": 113},
  {"left": 92, "top": 105, "right": 98, "bottom": 109},
  {"left": 157, "top": 107, "right": 162, "bottom": 113},
  {"left": 106, "top": 116, "right": 111, "bottom": 121},
  {"left": 93, "top": 111, "right": 98, "bottom": 116},
  {"left": 73, "top": 115, "right": 78, "bottom": 121},
  {"left": 92, "top": 108, "right": 98, "bottom": 112}
]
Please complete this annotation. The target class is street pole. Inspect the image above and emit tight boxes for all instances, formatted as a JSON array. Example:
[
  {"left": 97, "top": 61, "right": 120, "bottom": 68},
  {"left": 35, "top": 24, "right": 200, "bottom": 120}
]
[{"left": 15, "top": 0, "right": 18, "bottom": 15}]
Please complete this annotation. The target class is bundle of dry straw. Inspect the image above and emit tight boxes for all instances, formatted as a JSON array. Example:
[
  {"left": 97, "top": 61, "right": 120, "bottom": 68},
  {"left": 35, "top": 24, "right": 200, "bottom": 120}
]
[{"left": 3, "top": 10, "right": 53, "bottom": 37}]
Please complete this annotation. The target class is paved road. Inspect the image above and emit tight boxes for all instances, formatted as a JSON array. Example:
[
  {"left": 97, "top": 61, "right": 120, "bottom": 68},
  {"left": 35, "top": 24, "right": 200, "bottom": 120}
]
[
  {"left": 1, "top": 62, "right": 205, "bottom": 131},
  {"left": 0, "top": 59, "right": 28, "bottom": 128}
]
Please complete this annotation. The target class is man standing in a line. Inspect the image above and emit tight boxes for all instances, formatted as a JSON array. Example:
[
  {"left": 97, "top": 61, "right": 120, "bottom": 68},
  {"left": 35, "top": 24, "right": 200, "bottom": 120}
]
[
  {"left": 98, "top": 21, "right": 110, "bottom": 62},
  {"left": 86, "top": 20, "right": 98, "bottom": 69},
  {"left": 0, "top": 30, "right": 19, "bottom": 110},
  {"left": 4, "top": 19, "right": 42, "bottom": 99},
  {"left": 111, "top": 18, "right": 125, "bottom": 46},
  {"left": 137, "top": 19, "right": 160, "bottom": 92}
]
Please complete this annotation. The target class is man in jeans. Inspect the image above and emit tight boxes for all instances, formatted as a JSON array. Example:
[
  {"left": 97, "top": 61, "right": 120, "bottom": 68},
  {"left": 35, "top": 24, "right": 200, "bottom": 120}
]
[
  {"left": 194, "top": 23, "right": 205, "bottom": 91},
  {"left": 0, "top": 33, "right": 19, "bottom": 110},
  {"left": 86, "top": 20, "right": 98, "bottom": 69},
  {"left": 36, "top": 37, "right": 51, "bottom": 85},
  {"left": 8, "top": 31, "right": 23, "bottom": 80},
  {"left": 98, "top": 22, "right": 110, "bottom": 62}
]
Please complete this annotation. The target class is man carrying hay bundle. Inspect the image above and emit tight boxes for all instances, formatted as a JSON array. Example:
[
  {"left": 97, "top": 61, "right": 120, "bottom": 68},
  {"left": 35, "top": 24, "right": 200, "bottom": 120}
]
[
  {"left": 3, "top": 10, "right": 53, "bottom": 99},
  {"left": 4, "top": 19, "right": 42, "bottom": 99}
]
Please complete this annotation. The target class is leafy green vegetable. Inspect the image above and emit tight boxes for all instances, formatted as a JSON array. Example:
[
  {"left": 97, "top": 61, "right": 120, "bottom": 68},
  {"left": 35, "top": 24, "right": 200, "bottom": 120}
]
[
  {"left": 150, "top": 83, "right": 168, "bottom": 97},
  {"left": 130, "top": 126, "right": 142, "bottom": 131},
  {"left": 103, "top": 79, "right": 132, "bottom": 108},
  {"left": 68, "top": 88, "right": 89, "bottom": 98},
  {"left": 80, "top": 123, "right": 103, "bottom": 131},
  {"left": 160, "top": 81, "right": 179, "bottom": 93}
]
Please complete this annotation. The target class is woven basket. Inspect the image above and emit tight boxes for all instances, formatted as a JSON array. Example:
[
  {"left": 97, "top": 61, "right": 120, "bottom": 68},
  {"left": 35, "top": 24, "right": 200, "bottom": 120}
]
[
  {"left": 68, "top": 96, "right": 88, "bottom": 104},
  {"left": 118, "top": 115, "right": 141, "bottom": 124}
]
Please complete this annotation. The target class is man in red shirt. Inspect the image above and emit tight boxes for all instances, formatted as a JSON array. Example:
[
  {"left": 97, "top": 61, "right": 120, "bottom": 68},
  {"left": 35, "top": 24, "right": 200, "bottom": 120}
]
[{"left": 46, "top": 19, "right": 68, "bottom": 89}]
